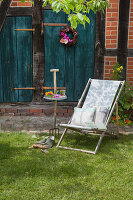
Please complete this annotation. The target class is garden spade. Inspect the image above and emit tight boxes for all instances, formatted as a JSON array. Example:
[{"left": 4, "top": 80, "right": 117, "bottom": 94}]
[{"left": 49, "top": 69, "right": 59, "bottom": 136}]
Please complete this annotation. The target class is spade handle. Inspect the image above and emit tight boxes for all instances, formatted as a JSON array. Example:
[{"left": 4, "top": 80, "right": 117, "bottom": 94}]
[{"left": 50, "top": 69, "right": 59, "bottom": 93}]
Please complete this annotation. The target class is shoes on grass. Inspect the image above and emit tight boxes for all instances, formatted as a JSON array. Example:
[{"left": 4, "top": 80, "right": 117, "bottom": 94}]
[{"left": 29, "top": 136, "right": 55, "bottom": 149}]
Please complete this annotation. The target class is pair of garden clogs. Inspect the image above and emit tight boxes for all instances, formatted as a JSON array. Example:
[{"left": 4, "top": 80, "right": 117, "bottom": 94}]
[{"left": 29, "top": 136, "right": 55, "bottom": 149}]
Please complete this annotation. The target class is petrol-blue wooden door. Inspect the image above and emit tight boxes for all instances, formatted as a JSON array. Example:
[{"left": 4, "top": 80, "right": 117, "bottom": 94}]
[
  {"left": 0, "top": 16, "right": 32, "bottom": 102},
  {"left": 44, "top": 10, "right": 95, "bottom": 101}
]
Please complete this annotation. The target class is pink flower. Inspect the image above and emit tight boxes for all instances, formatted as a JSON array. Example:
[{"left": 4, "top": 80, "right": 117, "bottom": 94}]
[
  {"left": 68, "top": 39, "right": 72, "bottom": 42},
  {"left": 61, "top": 32, "right": 65, "bottom": 36},
  {"left": 67, "top": 37, "right": 69, "bottom": 40},
  {"left": 54, "top": 94, "right": 59, "bottom": 98}
]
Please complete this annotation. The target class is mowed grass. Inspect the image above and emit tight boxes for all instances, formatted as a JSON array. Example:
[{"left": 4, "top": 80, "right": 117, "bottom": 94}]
[{"left": 0, "top": 132, "right": 133, "bottom": 200}]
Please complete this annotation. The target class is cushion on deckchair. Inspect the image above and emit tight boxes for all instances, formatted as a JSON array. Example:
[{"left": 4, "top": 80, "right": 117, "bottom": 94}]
[
  {"left": 71, "top": 107, "right": 96, "bottom": 127},
  {"left": 94, "top": 106, "right": 109, "bottom": 124},
  {"left": 70, "top": 106, "right": 107, "bottom": 130}
]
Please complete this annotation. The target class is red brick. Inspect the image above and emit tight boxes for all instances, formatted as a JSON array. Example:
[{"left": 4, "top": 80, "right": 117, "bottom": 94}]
[
  {"left": 129, "top": 22, "right": 133, "bottom": 26},
  {"left": 128, "top": 45, "right": 133, "bottom": 48},
  {"left": 18, "top": 109, "right": 29, "bottom": 113},
  {"left": 106, "top": 44, "right": 117, "bottom": 48},
  {"left": 18, "top": 2, "right": 32, "bottom": 6},
  {"left": 130, "top": 18, "right": 133, "bottom": 21},
  {"left": 112, "top": 13, "right": 119, "bottom": 17},
  {"left": 106, "top": 22, "right": 111, "bottom": 26},
  {"left": 68, "top": 109, "right": 74, "bottom": 113},
  {"left": 107, "top": 17, "right": 118, "bottom": 22},
  {"left": 110, "top": 61, "right": 117, "bottom": 65},
  {"left": 106, "top": 35, "right": 117, "bottom": 39},
  {"left": 126, "top": 74, "right": 133, "bottom": 77},
  {"left": 57, "top": 109, "right": 67, "bottom": 113},
  {"left": 104, "top": 66, "right": 112, "bottom": 70},
  {"left": 64, "top": 113, "right": 69, "bottom": 117},
  {"left": 128, "top": 40, "right": 133, "bottom": 44},
  {"left": 107, "top": 8, "right": 118, "bottom": 13},
  {"left": 5, "top": 108, "right": 17, "bottom": 113},
  {"left": 106, "top": 13, "right": 111, "bottom": 18},
  {"left": 111, "top": 21, "right": 118, "bottom": 26},
  {"left": 127, "top": 69, "right": 133, "bottom": 73},
  {"left": 57, "top": 113, "right": 64, "bottom": 117},
  {"left": 111, "top": 30, "right": 117, "bottom": 35},
  {"left": 104, "top": 69, "right": 110, "bottom": 73},
  {"left": 112, "top": 3, "right": 119, "bottom": 8},
  {"left": 33, "top": 113, "right": 45, "bottom": 116},
  {"left": 127, "top": 77, "right": 133, "bottom": 81},
  {"left": 105, "top": 57, "right": 117, "bottom": 61},
  {"left": 4, "top": 113, "right": 14, "bottom": 116},
  {"left": 29, "top": 109, "right": 43, "bottom": 113},
  {"left": 104, "top": 73, "right": 111, "bottom": 77},
  {"left": 106, "top": 40, "right": 111, "bottom": 44},
  {"left": 129, "top": 36, "right": 133, "bottom": 39},
  {"left": 128, "top": 61, "right": 133, "bottom": 65},
  {"left": 10, "top": 2, "right": 17, "bottom": 6},
  {"left": 128, "top": 57, "right": 133, "bottom": 61},
  {"left": 127, "top": 66, "right": 133, "bottom": 69},
  {"left": 109, "top": 0, "right": 119, "bottom": 3},
  {"left": 130, "top": 13, "right": 133, "bottom": 17},
  {"left": 129, "top": 31, "right": 133, "bottom": 35},
  {"left": 43, "top": 109, "right": 54, "bottom": 115},
  {"left": 105, "top": 61, "right": 109, "bottom": 65},
  {"left": 111, "top": 39, "right": 117, "bottom": 44},
  {"left": 106, "top": 27, "right": 117, "bottom": 31},
  {"left": 106, "top": 31, "right": 111, "bottom": 35}
]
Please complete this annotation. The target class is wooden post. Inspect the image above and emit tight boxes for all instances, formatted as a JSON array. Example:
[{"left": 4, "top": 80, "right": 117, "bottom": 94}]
[
  {"left": 32, "top": 0, "right": 45, "bottom": 102},
  {"left": 94, "top": 10, "right": 105, "bottom": 79},
  {"left": 116, "top": 102, "right": 119, "bottom": 139},
  {"left": 0, "top": 0, "right": 12, "bottom": 32}
]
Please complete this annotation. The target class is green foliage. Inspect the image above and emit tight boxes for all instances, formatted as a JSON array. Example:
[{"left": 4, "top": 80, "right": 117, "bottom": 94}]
[
  {"left": 18, "top": 0, "right": 109, "bottom": 28},
  {"left": 111, "top": 62, "right": 133, "bottom": 126}
]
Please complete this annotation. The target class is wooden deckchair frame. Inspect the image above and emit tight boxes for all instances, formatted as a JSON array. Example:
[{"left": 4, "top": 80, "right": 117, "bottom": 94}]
[{"left": 56, "top": 79, "right": 125, "bottom": 154}]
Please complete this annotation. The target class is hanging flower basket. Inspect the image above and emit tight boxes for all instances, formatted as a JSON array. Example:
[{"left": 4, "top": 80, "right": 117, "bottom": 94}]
[{"left": 60, "top": 26, "right": 78, "bottom": 47}]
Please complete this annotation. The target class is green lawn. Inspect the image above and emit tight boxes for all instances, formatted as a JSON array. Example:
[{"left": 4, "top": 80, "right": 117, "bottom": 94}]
[{"left": 0, "top": 132, "right": 133, "bottom": 200}]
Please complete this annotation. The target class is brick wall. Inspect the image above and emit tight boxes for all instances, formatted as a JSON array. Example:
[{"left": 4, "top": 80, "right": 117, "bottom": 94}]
[
  {"left": 104, "top": 56, "right": 117, "bottom": 80},
  {"left": 127, "top": 57, "right": 133, "bottom": 85},
  {"left": 104, "top": 0, "right": 133, "bottom": 86},
  {"left": 10, "top": 0, "right": 32, "bottom": 7},
  {"left": 105, "top": 0, "right": 119, "bottom": 49},
  {"left": 0, "top": 107, "right": 73, "bottom": 117},
  {"left": 128, "top": 0, "right": 133, "bottom": 48}
]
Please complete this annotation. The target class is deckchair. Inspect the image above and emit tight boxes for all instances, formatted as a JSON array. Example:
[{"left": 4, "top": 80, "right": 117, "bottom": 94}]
[{"left": 56, "top": 79, "right": 125, "bottom": 154}]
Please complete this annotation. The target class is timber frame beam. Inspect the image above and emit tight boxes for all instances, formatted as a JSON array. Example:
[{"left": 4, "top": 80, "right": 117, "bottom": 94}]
[
  {"left": 7, "top": 7, "right": 33, "bottom": 16},
  {"left": 0, "top": 0, "right": 12, "bottom": 32}
]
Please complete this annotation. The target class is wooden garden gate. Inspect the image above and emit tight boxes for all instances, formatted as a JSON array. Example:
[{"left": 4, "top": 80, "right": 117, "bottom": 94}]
[
  {"left": 0, "top": 16, "right": 33, "bottom": 102},
  {"left": 44, "top": 10, "right": 95, "bottom": 101},
  {"left": 0, "top": 11, "right": 95, "bottom": 102}
]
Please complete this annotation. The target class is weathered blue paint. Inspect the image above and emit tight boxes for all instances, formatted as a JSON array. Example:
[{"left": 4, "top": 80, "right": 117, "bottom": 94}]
[
  {"left": 44, "top": 10, "right": 95, "bottom": 101},
  {"left": 0, "top": 16, "right": 33, "bottom": 102}
]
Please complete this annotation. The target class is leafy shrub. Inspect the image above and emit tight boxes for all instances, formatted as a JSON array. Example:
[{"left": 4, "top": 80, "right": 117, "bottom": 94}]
[{"left": 111, "top": 62, "right": 133, "bottom": 126}]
